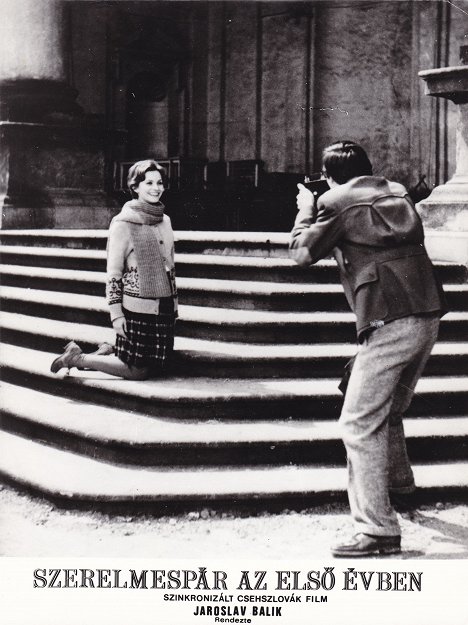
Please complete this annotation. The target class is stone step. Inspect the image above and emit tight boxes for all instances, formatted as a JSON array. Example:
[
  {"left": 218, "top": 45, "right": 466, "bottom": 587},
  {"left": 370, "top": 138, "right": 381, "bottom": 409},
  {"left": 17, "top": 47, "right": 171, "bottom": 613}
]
[
  {"left": 2, "top": 285, "right": 468, "bottom": 343},
  {"left": 2, "top": 229, "right": 468, "bottom": 275},
  {"left": 1, "top": 228, "right": 467, "bottom": 507},
  {"left": 0, "top": 229, "right": 109, "bottom": 250},
  {"left": 0, "top": 342, "right": 344, "bottom": 420},
  {"left": 2, "top": 244, "right": 466, "bottom": 284},
  {"left": 0, "top": 264, "right": 353, "bottom": 311},
  {"left": 2, "top": 381, "right": 467, "bottom": 467},
  {"left": 0, "top": 244, "right": 338, "bottom": 282},
  {"left": 0, "top": 244, "right": 106, "bottom": 272},
  {"left": 2, "top": 311, "right": 468, "bottom": 378},
  {"left": 2, "top": 342, "right": 468, "bottom": 419},
  {"left": 1, "top": 428, "right": 467, "bottom": 505},
  {"left": 0, "top": 229, "right": 291, "bottom": 256},
  {"left": 3, "top": 264, "right": 467, "bottom": 312}
]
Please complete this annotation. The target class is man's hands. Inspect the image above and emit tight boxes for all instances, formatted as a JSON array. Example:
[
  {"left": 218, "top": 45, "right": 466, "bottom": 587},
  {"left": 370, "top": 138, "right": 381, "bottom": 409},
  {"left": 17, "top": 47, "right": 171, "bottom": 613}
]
[
  {"left": 296, "top": 183, "right": 314, "bottom": 212},
  {"left": 113, "top": 316, "right": 127, "bottom": 338}
]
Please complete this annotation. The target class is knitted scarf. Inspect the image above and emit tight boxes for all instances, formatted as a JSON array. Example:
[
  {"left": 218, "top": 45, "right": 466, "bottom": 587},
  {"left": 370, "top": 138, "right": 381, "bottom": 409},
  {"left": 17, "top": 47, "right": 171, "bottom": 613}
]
[{"left": 113, "top": 199, "right": 172, "bottom": 298}]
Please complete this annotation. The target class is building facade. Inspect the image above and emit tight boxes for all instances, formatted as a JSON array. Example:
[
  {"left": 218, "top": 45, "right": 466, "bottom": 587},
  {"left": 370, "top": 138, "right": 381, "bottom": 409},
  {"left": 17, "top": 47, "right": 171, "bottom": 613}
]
[{"left": 0, "top": 0, "right": 464, "bottom": 230}]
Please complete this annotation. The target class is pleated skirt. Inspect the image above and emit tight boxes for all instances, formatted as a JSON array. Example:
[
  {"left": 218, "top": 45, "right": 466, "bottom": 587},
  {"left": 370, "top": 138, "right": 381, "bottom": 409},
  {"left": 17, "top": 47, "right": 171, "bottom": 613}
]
[{"left": 115, "top": 306, "right": 176, "bottom": 371}]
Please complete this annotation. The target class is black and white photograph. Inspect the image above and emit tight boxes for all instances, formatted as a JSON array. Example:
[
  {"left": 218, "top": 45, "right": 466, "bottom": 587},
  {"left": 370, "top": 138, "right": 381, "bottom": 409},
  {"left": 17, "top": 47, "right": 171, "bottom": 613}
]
[{"left": 0, "top": 0, "right": 467, "bottom": 623}]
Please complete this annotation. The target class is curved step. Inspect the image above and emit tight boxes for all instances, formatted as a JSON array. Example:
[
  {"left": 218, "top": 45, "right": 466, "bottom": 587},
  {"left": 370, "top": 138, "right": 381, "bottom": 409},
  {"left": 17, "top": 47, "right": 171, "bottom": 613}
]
[
  {"left": 0, "top": 229, "right": 291, "bottom": 256},
  {"left": 0, "top": 381, "right": 344, "bottom": 467},
  {"left": 179, "top": 307, "right": 468, "bottom": 344},
  {"left": 0, "top": 244, "right": 105, "bottom": 271},
  {"left": 2, "top": 245, "right": 465, "bottom": 284},
  {"left": 0, "top": 265, "right": 351, "bottom": 311},
  {"left": 1, "top": 228, "right": 467, "bottom": 507},
  {"left": 1, "top": 429, "right": 467, "bottom": 505},
  {"left": 0, "top": 428, "right": 343, "bottom": 503},
  {"left": 0, "top": 229, "right": 108, "bottom": 250},
  {"left": 3, "top": 229, "right": 467, "bottom": 276},
  {"left": 2, "top": 311, "right": 468, "bottom": 378},
  {"left": 2, "top": 264, "right": 467, "bottom": 312},
  {"left": 1, "top": 342, "right": 468, "bottom": 419},
  {"left": 2, "top": 381, "right": 467, "bottom": 467},
  {"left": 2, "top": 285, "right": 468, "bottom": 343},
  {"left": 0, "top": 285, "right": 356, "bottom": 342},
  {"left": 0, "top": 245, "right": 340, "bottom": 282},
  {"left": 0, "top": 342, "right": 344, "bottom": 419}
]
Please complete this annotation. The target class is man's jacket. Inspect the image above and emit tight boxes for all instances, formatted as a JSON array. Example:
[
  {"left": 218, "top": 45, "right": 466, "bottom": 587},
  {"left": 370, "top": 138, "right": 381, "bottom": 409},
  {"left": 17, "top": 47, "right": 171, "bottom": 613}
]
[{"left": 290, "top": 176, "right": 446, "bottom": 340}]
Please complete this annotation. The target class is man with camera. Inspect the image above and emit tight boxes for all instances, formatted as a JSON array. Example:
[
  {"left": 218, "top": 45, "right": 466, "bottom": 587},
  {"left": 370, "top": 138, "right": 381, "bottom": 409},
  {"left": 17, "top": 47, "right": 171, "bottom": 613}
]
[{"left": 290, "top": 141, "right": 446, "bottom": 557}]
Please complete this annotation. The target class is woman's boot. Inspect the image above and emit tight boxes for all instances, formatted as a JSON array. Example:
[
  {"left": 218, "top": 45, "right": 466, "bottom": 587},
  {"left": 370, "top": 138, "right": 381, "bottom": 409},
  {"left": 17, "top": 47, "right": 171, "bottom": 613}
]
[
  {"left": 63, "top": 341, "right": 114, "bottom": 356},
  {"left": 91, "top": 342, "right": 114, "bottom": 356},
  {"left": 50, "top": 341, "right": 84, "bottom": 373}
]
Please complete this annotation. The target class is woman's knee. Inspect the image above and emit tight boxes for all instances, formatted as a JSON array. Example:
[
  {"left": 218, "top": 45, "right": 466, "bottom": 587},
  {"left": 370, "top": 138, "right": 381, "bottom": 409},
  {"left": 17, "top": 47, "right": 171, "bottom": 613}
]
[{"left": 124, "top": 365, "right": 150, "bottom": 381}]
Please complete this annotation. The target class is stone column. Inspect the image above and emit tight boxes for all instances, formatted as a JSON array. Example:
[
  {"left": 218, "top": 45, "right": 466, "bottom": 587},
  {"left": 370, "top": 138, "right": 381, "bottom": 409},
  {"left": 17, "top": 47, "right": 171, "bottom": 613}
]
[
  {"left": 418, "top": 59, "right": 468, "bottom": 265},
  {"left": 0, "top": 0, "right": 68, "bottom": 80},
  {"left": 0, "top": 0, "right": 115, "bottom": 228}
]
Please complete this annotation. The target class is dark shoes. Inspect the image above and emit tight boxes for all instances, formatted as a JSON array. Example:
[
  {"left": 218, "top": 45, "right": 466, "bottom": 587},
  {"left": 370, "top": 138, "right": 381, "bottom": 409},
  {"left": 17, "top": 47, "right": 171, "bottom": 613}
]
[
  {"left": 50, "top": 341, "right": 114, "bottom": 373},
  {"left": 332, "top": 533, "right": 401, "bottom": 557},
  {"left": 50, "top": 341, "right": 83, "bottom": 373},
  {"left": 80, "top": 342, "right": 114, "bottom": 370},
  {"left": 90, "top": 342, "right": 114, "bottom": 356},
  {"left": 63, "top": 340, "right": 114, "bottom": 357}
]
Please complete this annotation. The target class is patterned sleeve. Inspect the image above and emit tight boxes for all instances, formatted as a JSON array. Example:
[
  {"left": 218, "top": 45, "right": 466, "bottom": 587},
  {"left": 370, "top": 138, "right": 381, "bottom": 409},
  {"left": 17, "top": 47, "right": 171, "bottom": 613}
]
[{"left": 106, "top": 220, "right": 128, "bottom": 322}]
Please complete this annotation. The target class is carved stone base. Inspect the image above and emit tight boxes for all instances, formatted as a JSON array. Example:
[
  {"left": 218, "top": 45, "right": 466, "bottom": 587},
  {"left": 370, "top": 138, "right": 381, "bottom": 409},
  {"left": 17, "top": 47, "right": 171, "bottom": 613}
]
[
  {"left": 417, "top": 178, "right": 468, "bottom": 231},
  {"left": 424, "top": 230, "right": 468, "bottom": 266},
  {"left": 417, "top": 179, "right": 468, "bottom": 266},
  {"left": 0, "top": 79, "right": 82, "bottom": 123},
  {"left": 0, "top": 119, "right": 117, "bottom": 229},
  {"left": 1, "top": 188, "right": 117, "bottom": 229}
]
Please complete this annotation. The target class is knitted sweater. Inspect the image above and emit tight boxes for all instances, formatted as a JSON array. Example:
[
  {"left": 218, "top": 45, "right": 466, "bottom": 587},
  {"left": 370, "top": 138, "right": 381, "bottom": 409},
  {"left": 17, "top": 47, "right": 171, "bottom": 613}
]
[{"left": 106, "top": 214, "right": 177, "bottom": 322}]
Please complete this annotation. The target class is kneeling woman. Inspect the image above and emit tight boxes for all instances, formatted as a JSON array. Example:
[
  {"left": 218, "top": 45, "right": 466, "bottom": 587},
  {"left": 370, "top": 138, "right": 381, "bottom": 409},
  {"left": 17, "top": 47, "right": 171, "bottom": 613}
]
[{"left": 50, "top": 159, "right": 177, "bottom": 380}]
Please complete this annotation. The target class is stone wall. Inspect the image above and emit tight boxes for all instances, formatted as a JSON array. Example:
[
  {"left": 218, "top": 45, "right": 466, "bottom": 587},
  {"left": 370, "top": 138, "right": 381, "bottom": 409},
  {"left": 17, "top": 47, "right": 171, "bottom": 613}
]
[
  {"left": 412, "top": 0, "right": 464, "bottom": 192},
  {"left": 313, "top": 1, "right": 413, "bottom": 182},
  {"left": 2, "top": 0, "right": 461, "bottom": 228},
  {"left": 202, "top": 2, "right": 314, "bottom": 172},
  {"left": 67, "top": 0, "right": 461, "bottom": 189},
  {"left": 183, "top": 0, "right": 460, "bottom": 189}
]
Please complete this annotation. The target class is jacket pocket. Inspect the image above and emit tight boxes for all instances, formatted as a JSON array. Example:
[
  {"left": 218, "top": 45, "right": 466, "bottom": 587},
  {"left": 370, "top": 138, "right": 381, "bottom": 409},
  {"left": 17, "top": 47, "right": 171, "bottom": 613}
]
[
  {"left": 353, "top": 262, "right": 388, "bottom": 326},
  {"left": 354, "top": 264, "right": 378, "bottom": 289},
  {"left": 378, "top": 254, "right": 444, "bottom": 317}
]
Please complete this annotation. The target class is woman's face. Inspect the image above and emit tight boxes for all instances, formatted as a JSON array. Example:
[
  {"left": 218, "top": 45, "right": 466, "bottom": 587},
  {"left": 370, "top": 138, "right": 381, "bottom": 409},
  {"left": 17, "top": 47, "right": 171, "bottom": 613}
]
[{"left": 134, "top": 170, "right": 165, "bottom": 203}]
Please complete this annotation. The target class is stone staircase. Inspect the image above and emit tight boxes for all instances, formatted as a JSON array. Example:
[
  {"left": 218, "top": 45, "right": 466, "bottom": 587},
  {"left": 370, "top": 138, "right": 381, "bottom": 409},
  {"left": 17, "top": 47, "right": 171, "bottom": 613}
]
[{"left": 0, "top": 229, "right": 467, "bottom": 508}]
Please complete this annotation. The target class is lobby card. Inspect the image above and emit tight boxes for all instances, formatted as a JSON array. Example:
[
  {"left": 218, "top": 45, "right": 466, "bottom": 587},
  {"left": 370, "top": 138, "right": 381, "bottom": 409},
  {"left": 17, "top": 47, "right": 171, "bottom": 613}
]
[
  {"left": 1, "top": 0, "right": 468, "bottom": 624},
  {"left": 0, "top": 557, "right": 468, "bottom": 625}
]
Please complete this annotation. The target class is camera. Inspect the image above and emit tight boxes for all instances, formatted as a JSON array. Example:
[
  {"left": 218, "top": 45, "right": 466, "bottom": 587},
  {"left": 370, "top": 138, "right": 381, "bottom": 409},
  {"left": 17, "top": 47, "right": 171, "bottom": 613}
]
[
  {"left": 299, "top": 176, "right": 329, "bottom": 222},
  {"left": 302, "top": 176, "right": 329, "bottom": 198}
]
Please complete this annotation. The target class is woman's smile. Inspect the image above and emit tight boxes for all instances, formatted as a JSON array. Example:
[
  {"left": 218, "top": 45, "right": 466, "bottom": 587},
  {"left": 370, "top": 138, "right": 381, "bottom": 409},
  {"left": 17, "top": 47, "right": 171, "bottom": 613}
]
[{"left": 135, "top": 170, "right": 165, "bottom": 203}]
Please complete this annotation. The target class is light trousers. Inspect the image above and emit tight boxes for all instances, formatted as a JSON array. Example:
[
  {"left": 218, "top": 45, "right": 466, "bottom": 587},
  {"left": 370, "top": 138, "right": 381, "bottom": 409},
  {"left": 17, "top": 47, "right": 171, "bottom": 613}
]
[{"left": 340, "top": 314, "right": 440, "bottom": 537}]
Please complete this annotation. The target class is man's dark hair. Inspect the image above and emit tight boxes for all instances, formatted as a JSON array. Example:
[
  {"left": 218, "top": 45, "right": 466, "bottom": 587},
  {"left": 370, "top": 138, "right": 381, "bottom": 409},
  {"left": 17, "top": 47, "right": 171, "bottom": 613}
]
[{"left": 322, "top": 141, "right": 373, "bottom": 184}]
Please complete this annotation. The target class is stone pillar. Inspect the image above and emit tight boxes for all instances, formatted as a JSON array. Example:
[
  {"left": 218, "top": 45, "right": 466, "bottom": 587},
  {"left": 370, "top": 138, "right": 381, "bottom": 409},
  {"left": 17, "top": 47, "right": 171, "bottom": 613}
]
[
  {"left": 0, "top": 0, "right": 115, "bottom": 228},
  {"left": 417, "top": 56, "right": 468, "bottom": 265}
]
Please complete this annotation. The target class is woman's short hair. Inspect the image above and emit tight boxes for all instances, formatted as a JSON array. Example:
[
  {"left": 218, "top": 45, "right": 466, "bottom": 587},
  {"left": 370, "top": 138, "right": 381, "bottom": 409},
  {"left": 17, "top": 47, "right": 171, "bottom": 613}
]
[
  {"left": 322, "top": 141, "right": 373, "bottom": 184},
  {"left": 127, "top": 159, "right": 168, "bottom": 196}
]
